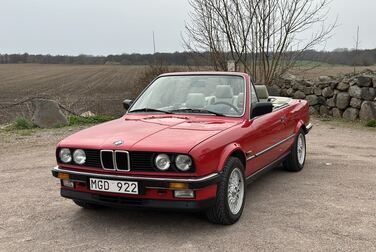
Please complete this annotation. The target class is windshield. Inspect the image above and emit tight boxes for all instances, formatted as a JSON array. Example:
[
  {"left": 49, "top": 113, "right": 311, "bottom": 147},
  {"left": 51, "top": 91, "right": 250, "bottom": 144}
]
[{"left": 129, "top": 75, "right": 246, "bottom": 117}]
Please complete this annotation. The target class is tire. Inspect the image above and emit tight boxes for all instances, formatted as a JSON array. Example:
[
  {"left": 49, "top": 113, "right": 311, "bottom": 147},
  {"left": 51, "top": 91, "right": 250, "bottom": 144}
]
[
  {"left": 206, "top": 157, "right": 246, "bottom": 225},
  {"left": 283, "top": 129, "right": 306, "bottom": 172},
  {"left": 73, "top": 200, "right": 101, "bottom": 209}
]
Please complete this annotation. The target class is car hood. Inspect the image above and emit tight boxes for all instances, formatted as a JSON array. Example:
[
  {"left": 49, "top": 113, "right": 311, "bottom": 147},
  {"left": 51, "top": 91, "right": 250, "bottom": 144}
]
[{"left": 59, "top": 114, "right": 241, "bottom": 153}]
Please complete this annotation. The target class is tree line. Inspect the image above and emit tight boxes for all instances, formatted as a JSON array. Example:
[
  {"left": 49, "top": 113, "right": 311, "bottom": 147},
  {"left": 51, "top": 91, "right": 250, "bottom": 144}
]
[{"left": 0, "top": 49, "right": 375, "bottom": 67}]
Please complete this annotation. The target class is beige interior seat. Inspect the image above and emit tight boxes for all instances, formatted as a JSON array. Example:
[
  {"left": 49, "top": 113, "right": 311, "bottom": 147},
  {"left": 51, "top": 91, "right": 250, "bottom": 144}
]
[
  {"left": 270, "top": 96, "right": 292, "bottom": 109},
  {"left": 205, "top": 96, "right": 216, "bottom": 106},
  {"left": 186, "top": 93, "right": 206, "bottom": 108},
  {"left": 233, "top": 92, "right": 244, "bottom": 108},
  {"left": 255, "top": 85, "right": 269, "bottom": 102},
  {"left": 215, "top": 85, "right": 234, "bottom": 104}
]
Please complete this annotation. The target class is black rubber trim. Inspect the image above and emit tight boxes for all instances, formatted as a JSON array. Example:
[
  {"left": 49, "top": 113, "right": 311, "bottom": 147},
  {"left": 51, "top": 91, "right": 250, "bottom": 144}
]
[
  {"left": 246, "top": 152, "right": 290, "bottom": 184},
  {"left": 61, "top": 189, "right": 216, "bottom": 211}
]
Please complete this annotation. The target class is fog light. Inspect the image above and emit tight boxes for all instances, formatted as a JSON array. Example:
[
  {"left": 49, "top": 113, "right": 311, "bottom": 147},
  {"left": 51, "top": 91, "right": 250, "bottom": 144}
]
[
  {"left": 174, "top": 190, "right": 194, "bottom": 198},
  {"left": 169, "top": 182, "right": 188, "bottom": 190},
  {"left": 62, "top": 179, "right": 74, "bottom": 188}
]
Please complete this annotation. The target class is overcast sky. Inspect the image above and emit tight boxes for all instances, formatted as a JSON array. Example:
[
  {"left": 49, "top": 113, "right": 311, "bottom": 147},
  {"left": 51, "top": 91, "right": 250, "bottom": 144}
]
[{"left": 0, "top": 0, "right": 375, "bottom": 55}]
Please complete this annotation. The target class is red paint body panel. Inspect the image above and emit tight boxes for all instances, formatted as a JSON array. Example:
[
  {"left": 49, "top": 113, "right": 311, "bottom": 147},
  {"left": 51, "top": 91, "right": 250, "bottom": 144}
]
[
  {"left": 59, "top": 115, "right": 240, "bottom": 156},
  {"left": 55, "top": 72, "right": 310, "bottom": 204}
]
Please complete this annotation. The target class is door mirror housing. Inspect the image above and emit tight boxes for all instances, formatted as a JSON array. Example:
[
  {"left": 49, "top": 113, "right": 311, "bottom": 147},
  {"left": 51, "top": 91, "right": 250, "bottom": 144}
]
[
  {"left": 123, "top": 99, "right": 133, "bottom": 110},
  {"left": 251, "top": 102, "right": 273, "bottom": 118}
]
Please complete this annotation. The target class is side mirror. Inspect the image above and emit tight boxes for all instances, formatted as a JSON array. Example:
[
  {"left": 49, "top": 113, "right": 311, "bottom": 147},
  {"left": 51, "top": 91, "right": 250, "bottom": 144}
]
[
  {"left": 251, "top": 102, "right": 273, "bottom": 118},
  {"left": 123, "top": 99, "right": 133, "bottom": 110}
]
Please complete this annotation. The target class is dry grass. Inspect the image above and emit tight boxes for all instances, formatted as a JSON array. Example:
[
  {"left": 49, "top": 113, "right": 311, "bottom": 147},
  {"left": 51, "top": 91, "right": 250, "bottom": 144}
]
[{"left": 0, "top": 64, "right": 147, "bottom": 123}]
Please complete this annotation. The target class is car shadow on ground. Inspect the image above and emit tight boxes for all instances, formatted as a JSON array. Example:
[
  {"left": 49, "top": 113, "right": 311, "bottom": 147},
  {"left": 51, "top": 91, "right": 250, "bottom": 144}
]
[{"left": 67, "top": 165, "right": 294, "bottom": 232}]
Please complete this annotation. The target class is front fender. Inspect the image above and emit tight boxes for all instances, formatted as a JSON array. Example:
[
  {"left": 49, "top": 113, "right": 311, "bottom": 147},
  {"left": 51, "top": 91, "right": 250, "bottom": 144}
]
[
  {"left": 294, "top": 119, "right": 305, "bottom": 134},
  {"left": 216, "top": 143, "right": 245, "bottom": 172}
]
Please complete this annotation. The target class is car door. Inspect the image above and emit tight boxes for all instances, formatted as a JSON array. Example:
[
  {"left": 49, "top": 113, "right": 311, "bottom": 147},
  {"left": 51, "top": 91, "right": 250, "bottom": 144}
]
[{"left": 241, "top": 84, "right": 287, "bottom": 177}]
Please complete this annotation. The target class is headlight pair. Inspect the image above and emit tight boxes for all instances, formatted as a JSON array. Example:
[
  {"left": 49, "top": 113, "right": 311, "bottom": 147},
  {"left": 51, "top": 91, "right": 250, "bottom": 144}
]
[
  {"left": 154, "top": 154, "right": 193, "bottom": 172},
  {"left": 59, "top": 148, "right": 86, "bottom": 165}
]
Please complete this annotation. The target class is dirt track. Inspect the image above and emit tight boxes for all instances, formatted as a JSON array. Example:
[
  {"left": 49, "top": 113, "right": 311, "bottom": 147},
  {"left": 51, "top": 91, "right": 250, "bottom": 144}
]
[{"left": 0, "top": 118, "right": 375, "bottom": 251}]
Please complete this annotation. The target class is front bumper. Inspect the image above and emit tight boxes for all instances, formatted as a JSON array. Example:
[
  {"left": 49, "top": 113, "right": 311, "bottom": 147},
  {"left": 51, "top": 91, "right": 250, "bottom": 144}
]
[
  {"left": 61, "top": 189, "right": 216, "bottom": 211},
  {"left": 52, "top": 166, "right": 219, "bottom": 211},
  {"left": 305, "top": 123, "right": 313, "bottom": 134},
  {"left": 52, "top": 166, "right": 220, "bottom": 189}
]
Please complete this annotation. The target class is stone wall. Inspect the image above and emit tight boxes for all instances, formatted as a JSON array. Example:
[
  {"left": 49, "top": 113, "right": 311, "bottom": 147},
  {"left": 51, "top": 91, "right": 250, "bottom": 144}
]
[{"left": 272, "top": 70, "right": 376, "bottom": 121}]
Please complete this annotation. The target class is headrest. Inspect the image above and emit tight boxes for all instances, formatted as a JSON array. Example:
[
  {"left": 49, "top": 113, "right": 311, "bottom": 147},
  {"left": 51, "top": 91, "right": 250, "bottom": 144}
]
[
  {"left": 186, "top": 93, "right": 205, "bottom": 108},
  {"left": 215, "top": 85, "right": 234, "bottom": 99},
  {"left": 205, "top": 96, "right": 216, "bottom": 105},
  {"left": 255, "top": 85, "right": 269, "bottom": 99}
]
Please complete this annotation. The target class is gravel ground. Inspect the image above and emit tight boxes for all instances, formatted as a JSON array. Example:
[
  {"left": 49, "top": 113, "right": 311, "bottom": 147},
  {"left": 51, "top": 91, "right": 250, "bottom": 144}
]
[{"left": 0, "top": 118, "right": 375, "bottom": 251}]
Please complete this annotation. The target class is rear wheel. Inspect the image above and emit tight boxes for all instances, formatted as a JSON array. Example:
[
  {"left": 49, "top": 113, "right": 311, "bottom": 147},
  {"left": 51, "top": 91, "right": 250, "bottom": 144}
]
[
  {"left": 206, "top": 157, "right": 246, "bottom": 225},
  {"left": 283, "top": 130, "right": 306, "bottom": 172},
  {"left": 73, "top": 200, "right": 101, "bottom": 209}
]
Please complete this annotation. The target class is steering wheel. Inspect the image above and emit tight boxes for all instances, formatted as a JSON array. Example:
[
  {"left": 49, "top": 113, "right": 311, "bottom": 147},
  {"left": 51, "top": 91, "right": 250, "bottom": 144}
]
[{"left": 213, "top": 101, "right": 240, "bottom": 114}]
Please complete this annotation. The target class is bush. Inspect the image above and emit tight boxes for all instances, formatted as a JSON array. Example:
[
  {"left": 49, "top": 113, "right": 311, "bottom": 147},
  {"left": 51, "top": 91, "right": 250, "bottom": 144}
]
[
  {"left": 68, "top": 115, "right": 117, "bottom": 126},
  {"left": 12, "top": 117, "right": 35, "bottom": 130},
  {"left": 366, "top": 119, "right": 376, "bottom": 127}
]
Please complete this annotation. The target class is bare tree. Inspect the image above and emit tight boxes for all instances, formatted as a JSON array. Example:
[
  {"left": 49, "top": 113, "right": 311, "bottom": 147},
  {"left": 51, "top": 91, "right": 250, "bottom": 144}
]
[{"left": 184, "top": 0, "right": 336, "bottom": 85}]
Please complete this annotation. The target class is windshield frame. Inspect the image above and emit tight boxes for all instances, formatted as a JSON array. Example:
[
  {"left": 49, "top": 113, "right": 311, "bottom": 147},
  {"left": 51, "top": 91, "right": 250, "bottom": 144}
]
[{"left": 127, "top": 73, "right": 247, "bottom": 118}]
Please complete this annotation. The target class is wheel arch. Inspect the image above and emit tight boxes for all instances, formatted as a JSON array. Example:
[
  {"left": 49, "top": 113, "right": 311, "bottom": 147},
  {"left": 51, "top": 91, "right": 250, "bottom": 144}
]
[
  {"left": 217, "top": 143, "right": 246, "bottom": 172},
  {"left": 294, "top": 119, "right": 309, "bottom": 134}
]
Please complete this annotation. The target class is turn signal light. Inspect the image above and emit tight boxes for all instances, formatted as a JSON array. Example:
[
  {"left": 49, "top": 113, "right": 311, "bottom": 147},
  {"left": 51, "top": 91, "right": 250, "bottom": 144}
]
[
  {"left": 57, "top": 173, "right": 70, "bottom": 180},
  {"left": 169, "top": 182, "right": 188, "bottom": 190}
]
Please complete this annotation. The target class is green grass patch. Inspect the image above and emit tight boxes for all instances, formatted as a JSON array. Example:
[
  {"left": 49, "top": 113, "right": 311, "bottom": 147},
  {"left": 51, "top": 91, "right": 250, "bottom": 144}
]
[
  {"left": 8, "top": 117, "right": 36, "bottom": 130},
  {"left": 366, "top": 119, "right": 376, "bottom": 127},
  {"left": 0, "top": 115, "right": 117, "bottom": 136},
  {"left": 68, "top": 115, "right": 117, "bottom": 126}
]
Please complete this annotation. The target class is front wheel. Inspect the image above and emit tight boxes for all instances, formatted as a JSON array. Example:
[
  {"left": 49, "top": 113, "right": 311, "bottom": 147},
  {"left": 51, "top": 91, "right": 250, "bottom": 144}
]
[
  {"left": 206, "top": 157, "right": 246, "bottom": 225},
  {"left": 283, "top": 130, "right": 306, "bottom": 172}
]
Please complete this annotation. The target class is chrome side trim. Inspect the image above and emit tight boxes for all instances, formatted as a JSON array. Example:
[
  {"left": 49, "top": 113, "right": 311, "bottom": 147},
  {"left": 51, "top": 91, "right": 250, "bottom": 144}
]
[
  {"left": 245, "top": 151, "right": 256, "bottom": 161},
  {"left": 52, "top": 166, "right": 219, "bottom": 183},
  {"left": 246, "top": 134, "right": 296, "bottom": 161}
]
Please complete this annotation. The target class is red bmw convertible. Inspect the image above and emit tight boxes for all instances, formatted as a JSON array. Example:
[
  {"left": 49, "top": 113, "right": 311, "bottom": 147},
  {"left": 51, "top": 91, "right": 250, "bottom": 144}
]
[{"left": 52, "top": 72, "right": 312, "bottom": 224}]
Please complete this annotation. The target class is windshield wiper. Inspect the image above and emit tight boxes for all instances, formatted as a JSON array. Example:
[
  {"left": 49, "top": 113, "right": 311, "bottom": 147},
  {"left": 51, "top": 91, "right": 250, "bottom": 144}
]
[
  {"left": 169, "top": 108, "right": 225, "bottom": 116},
  {"left": 129, "top": 108, "right": 172, "bottom": 114}
]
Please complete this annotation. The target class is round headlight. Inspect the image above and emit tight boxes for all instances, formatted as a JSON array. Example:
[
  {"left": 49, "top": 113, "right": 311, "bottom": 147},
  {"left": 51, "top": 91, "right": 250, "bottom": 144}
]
[
  {"left": 59, "top": 148, "right": 72, "bottom": 163},
  {"left": 175, "top": 155, "right": 192, "bottom": 171},
  {"left": 155, "top": 154, "right": 170, "bottom": 171},
  {"left": 73, "top": 149, "right": 86, "bottom": 165}
]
